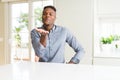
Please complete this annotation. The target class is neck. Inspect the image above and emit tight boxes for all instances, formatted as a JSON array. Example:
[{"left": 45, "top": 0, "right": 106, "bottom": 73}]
[{"left": 44, "top": 24, "right": 54, "bottom": 31}]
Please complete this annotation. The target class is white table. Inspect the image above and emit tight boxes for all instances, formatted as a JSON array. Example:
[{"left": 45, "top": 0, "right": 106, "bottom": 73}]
[{"left": 0, "top": 61, "right": 120, "bottom": 80}]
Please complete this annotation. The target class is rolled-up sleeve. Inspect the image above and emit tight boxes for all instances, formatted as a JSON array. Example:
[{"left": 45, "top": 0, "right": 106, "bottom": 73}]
[
  {"left": 66, "top": 29, "right": 85, "bottom": 64},
  {"left": 31, "top": 29, "right": 47, "bottom": 60}
]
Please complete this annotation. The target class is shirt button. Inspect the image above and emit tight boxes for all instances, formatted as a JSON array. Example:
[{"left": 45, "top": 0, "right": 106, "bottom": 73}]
[{"left": 49, "top": 48, "right": 52, "bottom": 50}]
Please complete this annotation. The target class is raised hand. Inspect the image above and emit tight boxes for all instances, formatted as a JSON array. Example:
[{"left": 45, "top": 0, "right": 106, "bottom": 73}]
[
  {"left": 35, "top": 28, "right": 49, "bottom": 47},
  {"left": 35, "top": 28, "right": 49, "bottom": 35}
]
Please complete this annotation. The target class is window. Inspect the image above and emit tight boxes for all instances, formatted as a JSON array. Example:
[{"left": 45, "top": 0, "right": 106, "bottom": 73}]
[
  {"left": 94, "top": 0, "right": 120, "bottom": 58},
  {"left": 8, "top": 0, "right": 53, "bottom": 63}
]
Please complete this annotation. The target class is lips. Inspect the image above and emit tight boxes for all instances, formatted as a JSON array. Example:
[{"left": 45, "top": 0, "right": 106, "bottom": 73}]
[
  {"left": 45, "top": 19, "right": 50, "bottom": 23},
  {"left": 46, "top": 20, "right": 50, "bottom": 22}
]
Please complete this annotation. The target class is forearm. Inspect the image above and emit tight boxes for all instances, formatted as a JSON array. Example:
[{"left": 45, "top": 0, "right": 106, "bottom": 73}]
[
  {"left": 40, "top": 35, "right": 48, "bottom": 47},
  {"left": 70, "top": 49, "right": 85, "bottom": 64},
  {"left": 31, "top": 29, "right": 49, "bottom": 62}
]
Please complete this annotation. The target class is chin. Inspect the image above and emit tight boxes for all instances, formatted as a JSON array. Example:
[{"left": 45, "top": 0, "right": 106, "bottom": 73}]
[{"left": 44, "top": 24, "right": 50, "bottom": 26}]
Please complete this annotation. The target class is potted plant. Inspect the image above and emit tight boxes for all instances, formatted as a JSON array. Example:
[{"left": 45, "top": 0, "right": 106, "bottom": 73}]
[{"left": 100, "top": 35, "right": 120, "bottom": 52}]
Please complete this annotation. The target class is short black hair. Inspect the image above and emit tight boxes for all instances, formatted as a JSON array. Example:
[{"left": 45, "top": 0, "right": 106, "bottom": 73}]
[{"left": 43, "top": 5, "right": 56, "bottom": 12}]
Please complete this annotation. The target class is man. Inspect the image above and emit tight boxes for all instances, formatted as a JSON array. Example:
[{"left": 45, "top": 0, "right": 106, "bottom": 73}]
[{"left": 31, "top": 5, "right": 85, "bottom": 64}]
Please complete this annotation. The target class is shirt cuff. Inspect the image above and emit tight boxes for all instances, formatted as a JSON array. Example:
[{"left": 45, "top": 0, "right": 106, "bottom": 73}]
[{"left": 70, "top": 57, "right": 80, "bottom": 64}]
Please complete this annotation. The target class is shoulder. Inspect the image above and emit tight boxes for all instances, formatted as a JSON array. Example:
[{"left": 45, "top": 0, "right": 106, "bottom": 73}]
[{"left": 55, "top": 25, "right": 68, "bottom": 32}]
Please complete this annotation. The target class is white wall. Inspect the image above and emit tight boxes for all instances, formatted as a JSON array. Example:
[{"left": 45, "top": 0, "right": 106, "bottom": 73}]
[{"left": 54, "top": 0, "right": 93, "bottom": 64}]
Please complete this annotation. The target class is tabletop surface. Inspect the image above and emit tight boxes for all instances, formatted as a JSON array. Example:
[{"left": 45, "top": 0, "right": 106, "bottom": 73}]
[{"left": 0, "top": 61, "right": 120, "bottom": 80}]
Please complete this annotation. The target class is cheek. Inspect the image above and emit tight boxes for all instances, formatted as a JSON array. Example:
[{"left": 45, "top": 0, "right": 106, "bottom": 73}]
[
  {"left": 52, "top": 17, "right": 56, "bottom": 21},
  {"left": 42, "top": 16, "right": 45, "bottom": 21}
]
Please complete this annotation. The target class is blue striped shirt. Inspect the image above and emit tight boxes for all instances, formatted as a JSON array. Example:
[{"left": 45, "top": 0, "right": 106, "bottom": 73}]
[{"left": 31, "top": 25, "right": 85, "bottom": 64}]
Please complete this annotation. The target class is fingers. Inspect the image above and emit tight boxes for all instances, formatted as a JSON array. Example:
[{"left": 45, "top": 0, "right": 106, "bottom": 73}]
[
  {"left": 35, "top": 28, "right": 49, "bottom": 35},
  {"left": 66, "top": 61, "right": 76, "bottom": 64}
]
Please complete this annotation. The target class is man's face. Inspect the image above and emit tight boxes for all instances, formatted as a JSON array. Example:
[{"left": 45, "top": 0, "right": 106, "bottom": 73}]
[{"left": 42, "top": 8, "right": 56, "bottom": 26}]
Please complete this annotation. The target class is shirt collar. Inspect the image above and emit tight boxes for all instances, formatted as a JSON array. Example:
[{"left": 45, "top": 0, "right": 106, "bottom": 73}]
[
  {"left": 42, "top": 24, "right": 56, "bottom": 33},
  {"left": 50, "top": 25, "right": 55, "bottom": 32}
]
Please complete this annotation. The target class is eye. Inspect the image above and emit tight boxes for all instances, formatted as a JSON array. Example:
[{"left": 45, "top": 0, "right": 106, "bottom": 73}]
[
  {"left": 43, "top": 13, "right": 47, "bottom": 15},
  {"left": 50, "top": 13, "right": 53, "bottom": 16},
  {"left": 49, "top": 12, "right": 55, "bottom": 16}
]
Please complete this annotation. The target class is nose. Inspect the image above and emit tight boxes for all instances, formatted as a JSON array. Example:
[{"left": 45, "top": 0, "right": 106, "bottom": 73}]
[{"left": 46, "top": 13, "right": 50, "bottom": 17}]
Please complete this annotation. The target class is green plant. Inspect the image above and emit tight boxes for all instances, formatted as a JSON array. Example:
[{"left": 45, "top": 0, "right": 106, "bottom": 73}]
[
  {"left": 115, "top": 44, "right": 118, "bottom": 48},
  {"left": 13, "top": 8, "right": 42, "bottom": 48},
  {"left": 14, "top": 27, "right": 22, "bottom": 47},
  {"left": 100, "top": 35, "right": 120, "bottom": 44},
  {"left": 34, "top": 7, "right": 43, "bottom": 26},
  {"left": 14, "top": 13, "right": 28, "bottom": 47},
  {"left": 101, "top": 36, "right": 113, "bottom": 44}
]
